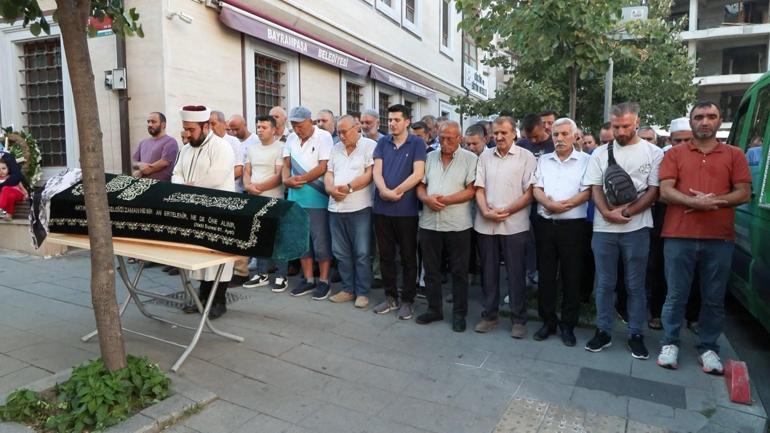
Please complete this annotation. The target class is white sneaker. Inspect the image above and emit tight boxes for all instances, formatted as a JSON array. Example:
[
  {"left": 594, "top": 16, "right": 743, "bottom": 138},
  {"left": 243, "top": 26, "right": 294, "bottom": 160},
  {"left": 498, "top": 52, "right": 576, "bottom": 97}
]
[
  {"left": 243, "top": 274, "right": 270, "bottom": 289},
  {"left": 698, "top": 350, "right": 724, "bottom": 375},
  {"left": 271, "top": 277, "right": 288, "bottom": 293},
  {"left": 656, "top": 344, "right": 679, "bottom": 369},
  {"left": 503, "top": 295, "right": 509, "bottom": 305}
]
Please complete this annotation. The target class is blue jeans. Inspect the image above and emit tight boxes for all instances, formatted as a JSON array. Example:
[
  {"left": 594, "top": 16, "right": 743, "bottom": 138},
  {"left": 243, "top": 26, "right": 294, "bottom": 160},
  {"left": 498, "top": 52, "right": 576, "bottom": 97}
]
[
  {"left": 661, "top": 238, "right": 734, "bottom": 353},
  {"left": 330, "top": 207, "right": 372, "bottom": 296},
  {"left": 592, "top": 228, "right": 650, "bottom": 335},
  {"left": 256, "top": 258, "right": 287, "bottom": 279}
]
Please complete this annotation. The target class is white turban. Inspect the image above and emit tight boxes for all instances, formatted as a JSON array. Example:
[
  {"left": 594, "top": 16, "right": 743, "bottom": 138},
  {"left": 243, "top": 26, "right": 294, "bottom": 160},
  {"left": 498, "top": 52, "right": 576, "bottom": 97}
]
[{"left": 180, "top": 105, "right": 211, "bottom": 122}]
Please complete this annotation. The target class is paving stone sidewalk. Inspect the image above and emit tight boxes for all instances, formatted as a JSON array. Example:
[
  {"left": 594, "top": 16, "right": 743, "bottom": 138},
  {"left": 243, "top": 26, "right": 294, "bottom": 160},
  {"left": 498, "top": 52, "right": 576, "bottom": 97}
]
[{"left": 0, "top": 249, "right": 766, "bottom": 433}]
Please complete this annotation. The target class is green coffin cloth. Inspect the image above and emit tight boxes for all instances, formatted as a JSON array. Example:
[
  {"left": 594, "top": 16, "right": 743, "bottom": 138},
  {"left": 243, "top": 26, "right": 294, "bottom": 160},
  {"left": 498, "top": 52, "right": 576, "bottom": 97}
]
[{"left": 48, "top": 174, "right": 308, "bottom": 261}]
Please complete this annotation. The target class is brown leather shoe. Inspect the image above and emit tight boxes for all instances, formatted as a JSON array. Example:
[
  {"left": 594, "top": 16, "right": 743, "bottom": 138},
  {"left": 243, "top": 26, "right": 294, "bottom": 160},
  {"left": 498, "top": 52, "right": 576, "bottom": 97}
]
[
  {"left": 474, "top": 318, "right": 499, "bottom": 333},
  {"left": 511, "top": 323, "right": 527, "bottom": 339}
]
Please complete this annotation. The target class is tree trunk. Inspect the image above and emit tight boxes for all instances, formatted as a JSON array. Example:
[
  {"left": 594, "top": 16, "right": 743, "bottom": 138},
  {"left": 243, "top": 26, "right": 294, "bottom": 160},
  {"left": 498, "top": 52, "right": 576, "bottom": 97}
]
[
  {"left": 55, "top": 0, "right": 127, "bottom": 372},
  {"left": 569, "top": 64, "right": 577, "bottom": 120}
]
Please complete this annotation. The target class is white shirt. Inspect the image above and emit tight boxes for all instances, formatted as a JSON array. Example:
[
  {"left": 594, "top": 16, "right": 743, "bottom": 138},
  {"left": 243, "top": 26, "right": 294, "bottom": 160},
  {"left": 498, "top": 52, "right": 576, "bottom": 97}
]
[
  {"left": 224, "top": 134, "right": 246, "bottom": 192},
  {"left": 533, "top": 150, "right": 589, "bottom": 220},
  {"left": 282, "top": 126, "right": 333, "bottom": 173},
  {"left": 246, "top": 138, "right": 284, "bottom": 199},
  {"left": 583, "top": 139, "right": 664, "bottom": 233},
  {"left": 327, "top": 136, "right": 376, "bottom": 213},
  {"left": 241, "top": 133, "right": 260, "bottom": 155}
]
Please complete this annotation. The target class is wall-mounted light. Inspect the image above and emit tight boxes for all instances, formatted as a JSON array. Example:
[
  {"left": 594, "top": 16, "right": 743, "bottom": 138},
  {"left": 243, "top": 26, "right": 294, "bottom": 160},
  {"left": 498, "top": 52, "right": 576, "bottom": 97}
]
[{"left": 166, "top": 11, "right": 193, "bottom": 23}]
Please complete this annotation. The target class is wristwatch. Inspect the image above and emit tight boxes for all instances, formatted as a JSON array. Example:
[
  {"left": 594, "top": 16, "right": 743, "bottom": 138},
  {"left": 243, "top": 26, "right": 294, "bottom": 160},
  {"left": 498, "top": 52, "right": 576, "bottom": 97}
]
[
  {"left": 347, "top": 183, "right": 354, "bottom": 193},
  {"left": 621, "top": 209, "right": 631, "bottom": 218}
]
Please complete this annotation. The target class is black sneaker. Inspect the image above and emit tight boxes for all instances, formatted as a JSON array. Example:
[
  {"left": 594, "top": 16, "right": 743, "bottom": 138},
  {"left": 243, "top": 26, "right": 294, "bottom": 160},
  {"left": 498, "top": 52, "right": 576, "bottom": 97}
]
[
  {"left": 242, "top": 274, "right": 270, "bottom": 289},
  {"left": 208, "top": 302, "right": 227, "bottom": 320},
  {"left": 585, "top": 329, "right": 612, "bottom": 352},
  {"left": 290, "top": 280, "right": 315, "bottom": 297},
  {"left": 627, "top": 334, "right": 649, "bottom": 360},
  {"left": 415, "top": 310, "right": 444, "bottom": 325}
]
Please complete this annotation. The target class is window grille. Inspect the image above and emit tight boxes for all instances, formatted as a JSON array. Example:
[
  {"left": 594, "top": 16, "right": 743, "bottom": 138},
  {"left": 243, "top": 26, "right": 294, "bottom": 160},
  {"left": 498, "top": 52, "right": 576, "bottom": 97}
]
[
  {"left": 254, "top": 53, "right": 285, "bottom": 117},
  {"left": 378, "top": 92, "right": 391, "bottom": 128},
  {"left": 346, "top": 82, "right": 362, "bottom": 117},
  {"left": 20, "top": 38, "right": 66, "bottom": 167}
]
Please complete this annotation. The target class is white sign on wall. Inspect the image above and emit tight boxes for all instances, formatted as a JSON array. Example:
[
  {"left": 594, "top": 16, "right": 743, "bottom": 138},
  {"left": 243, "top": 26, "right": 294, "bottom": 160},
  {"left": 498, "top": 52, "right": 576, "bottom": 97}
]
[{"left": 464, "top": 65, "right": 489, "bottom": 100}]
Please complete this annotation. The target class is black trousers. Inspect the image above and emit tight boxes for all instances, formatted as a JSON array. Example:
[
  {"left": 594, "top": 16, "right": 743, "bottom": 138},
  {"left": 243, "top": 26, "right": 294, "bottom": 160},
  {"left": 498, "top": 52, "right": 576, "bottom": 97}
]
[
  {"left": 534, "top": 216, "right": 590, "bottom": 327},
  {"left": 419, "top": 228, "right": 471, "bottom": 317},
  {"left": 478, "top": 231, "right": 528, "bottom": 323},
  {"left": 199, "top": 280, "right": 228, "bottom": 304},
  {"left": 374, "top": 214, "right": 418, "bottom": 303}
]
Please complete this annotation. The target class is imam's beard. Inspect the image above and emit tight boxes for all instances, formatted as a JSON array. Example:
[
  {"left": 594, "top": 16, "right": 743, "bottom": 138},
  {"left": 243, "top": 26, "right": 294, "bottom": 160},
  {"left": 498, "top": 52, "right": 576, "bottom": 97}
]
[{"left": 189, "top": 133, "right": 206, "bottom": 148}]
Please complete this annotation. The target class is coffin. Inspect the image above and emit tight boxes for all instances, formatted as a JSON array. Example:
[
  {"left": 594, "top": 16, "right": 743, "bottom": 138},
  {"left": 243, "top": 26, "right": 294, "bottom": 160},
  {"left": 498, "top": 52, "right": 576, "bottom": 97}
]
[{"left": 48, "top": 174, "right": 308, "bottom": 260}]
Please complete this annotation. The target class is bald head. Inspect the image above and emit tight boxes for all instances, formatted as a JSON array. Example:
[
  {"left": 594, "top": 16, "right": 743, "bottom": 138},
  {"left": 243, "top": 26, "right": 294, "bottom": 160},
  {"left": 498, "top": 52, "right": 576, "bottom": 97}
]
[
  {"left": 337, "top": 114, "right": 360, "bottom": 146},
  {"left": 227, "top": 114, "right": 249, "bottom": 140},
  {"left": 438, "top": 120, "right": 462, "bottom": 155},
  {"left": 269, "top": 106, "right": 287, "bottom": 134}
]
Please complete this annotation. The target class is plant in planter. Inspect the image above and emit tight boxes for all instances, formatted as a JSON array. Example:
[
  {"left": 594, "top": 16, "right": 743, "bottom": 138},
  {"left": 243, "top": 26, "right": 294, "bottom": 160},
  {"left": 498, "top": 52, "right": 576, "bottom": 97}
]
[{"left": 0, "top": 355, "right": 170, "bottom": 433}]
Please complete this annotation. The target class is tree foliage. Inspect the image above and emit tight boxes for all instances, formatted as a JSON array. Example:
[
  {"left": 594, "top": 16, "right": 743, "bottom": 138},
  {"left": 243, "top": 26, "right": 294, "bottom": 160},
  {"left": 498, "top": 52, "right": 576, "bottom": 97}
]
[
  {"left": 453, "top": 0, "right": 698, "bottom": 131},
  {"left": 0, "top": 0, "right": 143, "bottom": 37}
]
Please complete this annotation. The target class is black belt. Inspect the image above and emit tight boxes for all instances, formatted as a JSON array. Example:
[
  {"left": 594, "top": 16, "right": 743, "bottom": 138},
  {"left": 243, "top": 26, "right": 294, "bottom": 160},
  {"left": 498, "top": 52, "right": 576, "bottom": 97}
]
[{"left": 536, "top": 215, "right": 586, "bottom": 225}]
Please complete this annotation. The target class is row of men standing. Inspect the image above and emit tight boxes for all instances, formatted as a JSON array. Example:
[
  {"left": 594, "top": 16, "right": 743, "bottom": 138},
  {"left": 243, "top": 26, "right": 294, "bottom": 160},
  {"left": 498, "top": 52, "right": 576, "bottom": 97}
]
[{"left": 131, "top": 100, "right": 751, "bottom": 376}]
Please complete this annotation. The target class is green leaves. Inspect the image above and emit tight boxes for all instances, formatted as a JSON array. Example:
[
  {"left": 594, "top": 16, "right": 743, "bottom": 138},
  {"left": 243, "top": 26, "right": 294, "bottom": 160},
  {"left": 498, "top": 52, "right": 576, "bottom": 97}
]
[
  {"left": 457, "top": 0, "right": 697, "bottom": 129},
  {"left": 0, "top": 355, "right": 170, "bottom": 432},
  {"left": 1, "top": 0, "right": 144, "bottom": 39}
]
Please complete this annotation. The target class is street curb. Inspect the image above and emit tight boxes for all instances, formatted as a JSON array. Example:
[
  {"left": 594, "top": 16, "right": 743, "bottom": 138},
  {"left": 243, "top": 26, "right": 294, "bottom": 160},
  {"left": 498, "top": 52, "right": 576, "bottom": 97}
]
[{"left": 0, "top": 369, "right": 218, "bottom": 433}]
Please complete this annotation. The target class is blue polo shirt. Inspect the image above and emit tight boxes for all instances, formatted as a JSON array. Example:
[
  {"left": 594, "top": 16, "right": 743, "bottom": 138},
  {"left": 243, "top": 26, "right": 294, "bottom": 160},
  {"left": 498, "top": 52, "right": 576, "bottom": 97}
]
[{"left": 373, "top": 134, "right": 427, "bottom": 217}]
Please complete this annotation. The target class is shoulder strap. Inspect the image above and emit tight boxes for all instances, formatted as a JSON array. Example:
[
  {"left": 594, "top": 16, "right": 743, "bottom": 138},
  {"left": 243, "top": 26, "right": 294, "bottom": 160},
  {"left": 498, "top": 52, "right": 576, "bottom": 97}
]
[{"left": 607, "top": 142, "right": 617, "bottom": 165}]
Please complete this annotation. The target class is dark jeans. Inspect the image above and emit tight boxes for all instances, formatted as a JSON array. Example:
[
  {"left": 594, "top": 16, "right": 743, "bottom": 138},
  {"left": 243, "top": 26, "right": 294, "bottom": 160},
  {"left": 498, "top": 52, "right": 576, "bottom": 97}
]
[
  {"left": 477, "top": 231, "right": 528, "bottom": 324},
  {"left": 374, "top": 214, "right": 418, "bottom": 303},
  {"left": 662, "top": 238, "right": 734, "bottom": 353},
  {"left": 419, "top": 228, "right": 471, "bottom": 317},
  {"left": 534, "top": 216, "right": 590, "bottom": 327}
]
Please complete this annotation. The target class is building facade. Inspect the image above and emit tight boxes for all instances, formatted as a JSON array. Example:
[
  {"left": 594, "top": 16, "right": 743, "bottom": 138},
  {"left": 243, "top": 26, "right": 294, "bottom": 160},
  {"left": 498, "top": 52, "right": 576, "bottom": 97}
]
[
  {"left": 0, "top": 0, "right": 495, "bottom": 178},
  {"left": 675, "top": 0, "right": 770, "bottom": 126}
]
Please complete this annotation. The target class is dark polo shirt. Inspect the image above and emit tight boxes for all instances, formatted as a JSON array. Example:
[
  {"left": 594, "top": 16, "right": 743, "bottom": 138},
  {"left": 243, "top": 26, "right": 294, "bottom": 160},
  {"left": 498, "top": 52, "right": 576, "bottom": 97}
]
[
  {"left": 373, "top": 133, "right": 427, "bottom": 217},
  {"left": 659, "top": 142, "right": 751, "bottom": 240}
]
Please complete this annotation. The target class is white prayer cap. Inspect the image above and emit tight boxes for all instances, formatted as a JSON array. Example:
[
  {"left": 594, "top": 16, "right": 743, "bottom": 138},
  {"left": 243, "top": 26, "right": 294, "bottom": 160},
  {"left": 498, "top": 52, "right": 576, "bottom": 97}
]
[
  {"left": 180, "top": 105, "right": 211, "bottom": 122},
  {"left": 669, "top": 117, "right": 691, "bottom": 133}
]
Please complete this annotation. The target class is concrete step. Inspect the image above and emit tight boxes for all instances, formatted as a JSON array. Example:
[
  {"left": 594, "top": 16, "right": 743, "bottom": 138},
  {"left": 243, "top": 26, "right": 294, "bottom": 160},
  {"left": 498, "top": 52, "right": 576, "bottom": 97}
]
[{"left": 0, "top": 218, "right": 67, "bottom": 257}]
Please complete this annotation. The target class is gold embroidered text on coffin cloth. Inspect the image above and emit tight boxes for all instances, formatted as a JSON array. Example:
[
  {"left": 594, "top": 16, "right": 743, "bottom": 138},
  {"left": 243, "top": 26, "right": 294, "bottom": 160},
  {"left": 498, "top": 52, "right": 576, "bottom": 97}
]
[
  {"left": 71, "top": 175, "right": 152, "bottom": 199},
  {"left": 49, "top": 197, "right": 280, "bottom": 250},
  {"left": 117, "top": 178, "right": 158, "bottom": 201},
  {"left": 162, "top": 192, "right": 249, "bottom": 211}
]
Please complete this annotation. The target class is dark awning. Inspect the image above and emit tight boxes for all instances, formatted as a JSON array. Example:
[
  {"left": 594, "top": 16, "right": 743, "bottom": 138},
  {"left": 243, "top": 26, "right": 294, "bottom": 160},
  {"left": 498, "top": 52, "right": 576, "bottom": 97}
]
[
  {"left": 219, "top": 1, "right": 371, "bottom": 76},
  {"left": 369, "top": 65, "right": 437, "bottom": 100}
]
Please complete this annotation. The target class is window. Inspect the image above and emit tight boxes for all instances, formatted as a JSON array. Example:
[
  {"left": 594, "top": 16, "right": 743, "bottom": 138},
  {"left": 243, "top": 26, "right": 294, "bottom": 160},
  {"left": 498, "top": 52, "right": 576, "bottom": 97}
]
[
  {"left": 722, "top": 45, "right": 767, "bottom": 75},
  {"left": 440, "top": 0, "right": 453, "bottom": 56},
  {"left": 402, "top": 0, "right": 421, "bottom": 34},
  {"left": 376, "top": 0, "right": 401, "bottom": 22},
  {"left": 403, "top": 100, "right": 414, "bottom": 122},
  {"left": 21, "top": 39, "right": 66, "bottom": 167},
  {"left": 346, "top": 82, "right": 363, "bottom": 117},
  {"left": 462, "top": 34, "right": 477, "bottom": 67},
  {"left": 254, "top": 53, "right": 286, "bottom": 117},
  {"left": 378, "top": 92, "right": 391, "bottom": 128}
]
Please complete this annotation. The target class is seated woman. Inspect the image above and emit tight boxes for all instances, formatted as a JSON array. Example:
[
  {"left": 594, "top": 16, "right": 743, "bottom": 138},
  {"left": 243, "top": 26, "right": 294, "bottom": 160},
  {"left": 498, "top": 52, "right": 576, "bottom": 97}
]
[{"left": 0, "top": 151, "right": 27, "bottom": 220}]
